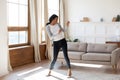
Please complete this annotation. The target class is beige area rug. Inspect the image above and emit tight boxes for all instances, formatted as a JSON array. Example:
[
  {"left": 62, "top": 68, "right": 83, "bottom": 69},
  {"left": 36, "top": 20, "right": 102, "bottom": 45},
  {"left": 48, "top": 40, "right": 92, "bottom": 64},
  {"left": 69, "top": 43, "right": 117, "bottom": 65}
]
[
  {"left": 1, "top": 60, "right": 119, "bottom": 80},
  {"left": 17, "top": 62, "right": 120, "bottom": 80},
  {"left": 19, "top": 69, "right": 120, "bottom": 80}
]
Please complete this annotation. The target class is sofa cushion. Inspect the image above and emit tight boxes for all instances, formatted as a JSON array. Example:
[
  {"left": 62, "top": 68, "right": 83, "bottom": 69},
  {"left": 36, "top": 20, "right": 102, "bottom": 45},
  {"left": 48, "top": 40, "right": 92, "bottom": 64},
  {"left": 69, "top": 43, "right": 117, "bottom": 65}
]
[
  {"left": 82, "top": 53, "right": 111, "bottom": 61},
  {"left": 58, "top": 51, "right": 85, "bottom": 60},
  {"left": 78, "top": 43, "right": 87, "bottom": 52},
  {"left": 87, "top": 43, "right": 117, "bottom": 53},
  {"left": 67, "top": 42, "right": 87, "bottom": 52}
]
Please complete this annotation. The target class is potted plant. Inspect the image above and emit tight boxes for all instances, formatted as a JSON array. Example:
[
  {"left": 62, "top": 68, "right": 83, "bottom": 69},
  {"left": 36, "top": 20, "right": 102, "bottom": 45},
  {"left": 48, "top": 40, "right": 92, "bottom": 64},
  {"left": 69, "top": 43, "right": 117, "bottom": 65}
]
[{"left": 116, "top": 15, "right": 120, "bottom": 22}]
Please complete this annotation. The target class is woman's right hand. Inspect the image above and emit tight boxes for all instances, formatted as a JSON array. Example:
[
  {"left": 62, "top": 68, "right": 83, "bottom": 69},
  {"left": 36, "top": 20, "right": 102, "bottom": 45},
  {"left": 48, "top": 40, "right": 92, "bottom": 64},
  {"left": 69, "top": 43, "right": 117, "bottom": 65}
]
[{"left": 58, "top": 29, "right": 62, "bottom": 34}]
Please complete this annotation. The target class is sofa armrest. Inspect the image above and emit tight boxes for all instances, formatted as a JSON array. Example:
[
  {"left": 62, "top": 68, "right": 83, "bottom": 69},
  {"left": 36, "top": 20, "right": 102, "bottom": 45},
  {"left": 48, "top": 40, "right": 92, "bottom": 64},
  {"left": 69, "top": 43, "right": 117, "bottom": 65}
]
[{"left": 111, "top": 48, "right": 120, "bottom": 65}]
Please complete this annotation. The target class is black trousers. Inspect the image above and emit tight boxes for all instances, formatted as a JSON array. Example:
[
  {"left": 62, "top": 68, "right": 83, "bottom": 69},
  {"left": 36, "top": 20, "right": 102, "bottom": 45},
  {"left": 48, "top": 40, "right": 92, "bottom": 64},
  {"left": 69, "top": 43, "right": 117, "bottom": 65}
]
[{"left": 50, "top": 38, "right": 71, "bottom": 70}]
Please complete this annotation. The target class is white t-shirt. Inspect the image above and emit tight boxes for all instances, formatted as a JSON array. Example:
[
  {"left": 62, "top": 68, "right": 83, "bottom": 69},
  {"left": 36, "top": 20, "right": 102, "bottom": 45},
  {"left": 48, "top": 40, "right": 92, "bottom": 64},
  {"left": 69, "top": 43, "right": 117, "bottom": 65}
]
[{"left": 46, "top": 23, "right": 65, "bottom": 41}]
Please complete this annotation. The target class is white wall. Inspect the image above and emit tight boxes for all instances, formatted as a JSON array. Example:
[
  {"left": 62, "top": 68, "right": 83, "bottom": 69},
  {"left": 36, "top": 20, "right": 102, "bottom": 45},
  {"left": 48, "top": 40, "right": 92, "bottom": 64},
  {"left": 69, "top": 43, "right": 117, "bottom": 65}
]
[
  {"left": 0, "top": 0, "right": 9, "bottom": 77},
  {"left": 69, "top": 22, "right": 120, "bottom": 43},
  {"left": 67, "top": 0, "right": 120, "bottom": 22},
  {"left": 66, "top": 0, "right": 120, "bottom": 43}
]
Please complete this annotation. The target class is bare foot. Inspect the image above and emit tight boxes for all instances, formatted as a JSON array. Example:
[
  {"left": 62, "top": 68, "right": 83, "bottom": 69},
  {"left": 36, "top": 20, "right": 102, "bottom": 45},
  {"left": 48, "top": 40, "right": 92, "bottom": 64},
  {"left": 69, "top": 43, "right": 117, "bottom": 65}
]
[
  {"left": 46, "top": 70, "right": 51, "bottom": 77},
  {"left": 67, "top": 69, "right": 72, "bottom": 78}
]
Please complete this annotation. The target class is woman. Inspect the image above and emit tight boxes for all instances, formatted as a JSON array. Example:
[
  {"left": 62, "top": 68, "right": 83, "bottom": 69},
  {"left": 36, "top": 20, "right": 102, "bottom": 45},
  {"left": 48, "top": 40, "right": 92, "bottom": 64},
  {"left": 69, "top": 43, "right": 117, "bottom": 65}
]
[{"left": 46, "top": 14, "right": 72, "bottom": 77}]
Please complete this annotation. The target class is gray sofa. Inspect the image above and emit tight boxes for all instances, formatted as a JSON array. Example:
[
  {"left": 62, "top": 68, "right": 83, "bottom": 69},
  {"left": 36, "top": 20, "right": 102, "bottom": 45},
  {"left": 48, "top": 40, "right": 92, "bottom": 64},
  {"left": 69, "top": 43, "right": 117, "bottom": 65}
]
[{"left": 58, "top": 42, "right": 120, "bottom": 71}]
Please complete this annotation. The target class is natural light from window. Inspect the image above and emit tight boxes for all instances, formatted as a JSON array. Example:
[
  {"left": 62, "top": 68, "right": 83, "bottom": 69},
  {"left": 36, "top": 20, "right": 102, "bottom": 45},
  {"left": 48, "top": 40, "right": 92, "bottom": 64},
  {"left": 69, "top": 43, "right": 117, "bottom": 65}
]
[
  {"left": 71, "top": 63, "right": 104, "bottom": 68},
  {"left": 48, "top": 0, "right": 59, "bottom": 18},
  {"left": 17, "top": 67, "right": 43, "bottom": 76},
  {"left": 20, "top": 69, "right": 75, "bottom": 80}
]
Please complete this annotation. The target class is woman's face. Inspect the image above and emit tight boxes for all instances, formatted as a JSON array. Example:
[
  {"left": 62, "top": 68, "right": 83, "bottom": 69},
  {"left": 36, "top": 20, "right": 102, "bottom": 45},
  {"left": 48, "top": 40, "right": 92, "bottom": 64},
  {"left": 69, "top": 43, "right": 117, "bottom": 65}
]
[{"left": 51, "top": 17, "right": 58, "bottom": 25}]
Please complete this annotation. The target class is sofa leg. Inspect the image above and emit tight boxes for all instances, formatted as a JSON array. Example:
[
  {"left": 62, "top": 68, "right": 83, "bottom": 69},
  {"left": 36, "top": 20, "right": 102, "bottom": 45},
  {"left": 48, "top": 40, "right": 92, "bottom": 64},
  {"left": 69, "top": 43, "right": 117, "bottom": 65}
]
[
  {"left": 115, "top": 64, "right": 117, "bottom": 71},
  {"left": 61, "top": 61, "right": 64, "bottom": 66},
  {"left": 112, "top": 65, "right": 115, "bottom": 69},
  {"left": 112, "top": 64, "right": 117, "bottom": 73}
]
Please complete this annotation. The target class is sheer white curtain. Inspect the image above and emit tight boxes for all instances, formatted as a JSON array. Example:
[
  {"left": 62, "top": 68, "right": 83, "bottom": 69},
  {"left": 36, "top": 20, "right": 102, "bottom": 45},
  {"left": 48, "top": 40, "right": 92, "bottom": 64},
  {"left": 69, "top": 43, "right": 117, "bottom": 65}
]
[
  {"left": 44, "top": 0, "right": 51, "bottom": 60},
  {"left": 59, "top": 0, "right": 69, "bottom": 39},
  {"left": 29, "top": 0, "right": 41, "bottom": 62},
  {"left": 0, "top": 0, "right": 10, "bottom": 76},
  {"left": 44, "top": 0, "right": 53, "bottom": 60},
  {"left": 59, "top": 0, "right": 65, "bottom": 27},
  {"left": 45, "top": 31, "right": 53, "bottom": 60},
  {"left": 0, "top": 25, "right": 9, "bottom": 76},
  {"left": 29, "top": 0, "right": 49, "bottom": 62}
]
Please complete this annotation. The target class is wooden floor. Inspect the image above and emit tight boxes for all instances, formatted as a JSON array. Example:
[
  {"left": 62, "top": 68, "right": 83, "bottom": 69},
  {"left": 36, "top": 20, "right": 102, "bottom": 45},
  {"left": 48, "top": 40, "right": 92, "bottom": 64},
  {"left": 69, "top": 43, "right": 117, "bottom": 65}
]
[
  {"left": 0, "top": 59, "right": 120, "bottom": 80},
  {"left": 0, "top": 60, "right": 50, "bottom": 80}
]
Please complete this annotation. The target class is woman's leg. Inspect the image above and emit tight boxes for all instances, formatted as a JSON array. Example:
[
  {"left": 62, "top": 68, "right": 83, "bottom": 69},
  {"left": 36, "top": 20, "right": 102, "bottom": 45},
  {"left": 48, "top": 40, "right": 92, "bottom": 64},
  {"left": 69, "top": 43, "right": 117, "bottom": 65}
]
[
  {"left": 48, "top": 41, "right": 60, "bottom": 76},
  {"left": 61, "top": 40, "right": 71, "bottom": 69},
  {"left": 49, "top": 43, "right": 60, "bottom": 70},
  {"left": 61, "top": 39, "right": 72, "bottom": 77}
]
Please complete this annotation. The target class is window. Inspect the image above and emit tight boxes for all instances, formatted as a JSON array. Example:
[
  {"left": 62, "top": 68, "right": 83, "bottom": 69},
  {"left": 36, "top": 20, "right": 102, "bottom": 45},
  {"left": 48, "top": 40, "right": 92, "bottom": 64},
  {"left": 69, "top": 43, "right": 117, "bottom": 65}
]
[
  {"left": 41, "top": 0, "right": 59, "bottom": 42},
  {"left": 7, "top": 0, "right": 29, "bottom": 47},
  {"left": 48, "top": 0, "right": 59, "bottom": 19}
]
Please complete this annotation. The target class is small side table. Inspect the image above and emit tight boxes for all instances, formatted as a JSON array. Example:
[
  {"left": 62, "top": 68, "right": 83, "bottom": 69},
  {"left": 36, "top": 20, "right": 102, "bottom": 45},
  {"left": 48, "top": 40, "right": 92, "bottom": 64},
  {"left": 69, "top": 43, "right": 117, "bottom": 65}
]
[{"left": 106, "top": 41, "right": 120, "bottom": 47}]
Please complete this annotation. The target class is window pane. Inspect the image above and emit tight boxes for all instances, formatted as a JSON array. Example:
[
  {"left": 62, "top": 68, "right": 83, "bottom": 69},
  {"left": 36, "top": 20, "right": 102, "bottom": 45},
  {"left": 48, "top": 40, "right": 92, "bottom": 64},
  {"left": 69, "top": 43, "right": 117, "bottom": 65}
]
[
  {"left": 7, "top": 0, "right": 19, "bottom": 3},
  {"left": 48, "top": 0, "right": 59, "bottom": 10},
  {"left": 19, "top": 31, "right": 28, "bottom": 43},
  {"left": 48, "top": 10, "right": 59, "bottom": 18},
  {"left": 19, "top": 5, "right": 28, "bottom": 26},
  {"left": 48, "top": 0, "right": 59, "bottom": 20},
  {"left": 7, "top": 0, "right": 28, "bottom": 46},
  {"left": 7, "top": 3, "right": 19, "bottom": 26},
  {"left": 19, "top": 0, "right": 28, "bottom": 5},
  {"left": 9, "top": 31, "right": 28, "bottom": 45},
  {"left": 9, "top": 32, "right": 19, "bottom": 45}
]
